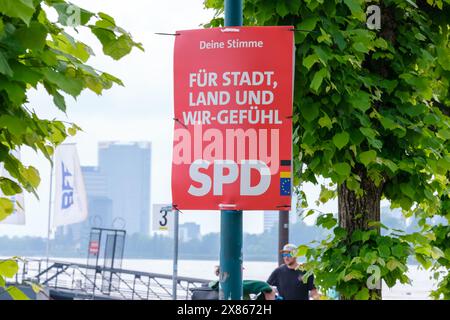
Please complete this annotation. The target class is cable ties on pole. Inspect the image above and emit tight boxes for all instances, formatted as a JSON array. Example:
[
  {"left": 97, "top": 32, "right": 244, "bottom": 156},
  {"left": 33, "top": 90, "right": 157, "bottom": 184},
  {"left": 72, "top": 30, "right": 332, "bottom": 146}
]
[
  {"left": 155, "top": 33, "right": 180, "bottom": 36},
  {"left": 221, "top": 28, "right": 240, "bottom": 33},
  {"left": 289, "top": 28, "right": 320, "bottom": 33},
  {"left": 172, "top": 204, "right": 184, "bottom": 215},
  {"left": 219, "top": 204, "right": 237, "bottom": 209},
  {"left": 173, "top": 118, "right": 187, "bottom": 129}
]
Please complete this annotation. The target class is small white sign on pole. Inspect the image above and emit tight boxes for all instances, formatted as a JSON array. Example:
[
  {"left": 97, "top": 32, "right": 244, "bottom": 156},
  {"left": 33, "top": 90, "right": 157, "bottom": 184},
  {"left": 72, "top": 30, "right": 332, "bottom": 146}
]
[{"left": 152, "top": 204, "right": 173, "bottom": 232}]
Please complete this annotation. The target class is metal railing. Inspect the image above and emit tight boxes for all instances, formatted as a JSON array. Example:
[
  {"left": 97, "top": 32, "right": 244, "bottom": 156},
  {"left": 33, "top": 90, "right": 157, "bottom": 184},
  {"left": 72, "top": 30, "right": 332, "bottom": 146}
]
[{"left": 12, "top": 259, "right": 210, "bottom": 300}]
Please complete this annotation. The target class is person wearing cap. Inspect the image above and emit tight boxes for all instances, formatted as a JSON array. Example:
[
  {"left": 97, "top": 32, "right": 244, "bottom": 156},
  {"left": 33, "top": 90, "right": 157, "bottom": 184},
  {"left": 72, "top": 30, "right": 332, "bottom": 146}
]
[{"left": 267, "top": 243, "right": 320, "bottom": 300}]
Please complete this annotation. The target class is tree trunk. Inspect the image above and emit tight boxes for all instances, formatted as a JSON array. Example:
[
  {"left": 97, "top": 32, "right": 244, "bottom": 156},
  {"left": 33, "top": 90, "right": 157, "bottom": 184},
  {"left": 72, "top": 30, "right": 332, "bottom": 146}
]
[{"left": 338, "top": 168, "right": 384, "bottom": 300}]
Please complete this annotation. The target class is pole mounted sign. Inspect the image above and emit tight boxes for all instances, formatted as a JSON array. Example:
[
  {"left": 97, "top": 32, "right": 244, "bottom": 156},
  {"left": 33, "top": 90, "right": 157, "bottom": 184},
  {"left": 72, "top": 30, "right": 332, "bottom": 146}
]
[
  {"left": 152, "top": 204, "right": 174, "bottom": 232},
  {"left": 172, "top": 26, "right": 294, "bottom": 211}
]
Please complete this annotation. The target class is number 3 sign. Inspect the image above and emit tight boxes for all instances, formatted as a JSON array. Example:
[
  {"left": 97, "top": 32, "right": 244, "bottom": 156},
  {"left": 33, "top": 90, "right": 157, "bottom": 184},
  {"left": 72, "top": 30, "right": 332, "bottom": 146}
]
[{"left": 152, "top": 204, "right": 174, "bottom": 232}]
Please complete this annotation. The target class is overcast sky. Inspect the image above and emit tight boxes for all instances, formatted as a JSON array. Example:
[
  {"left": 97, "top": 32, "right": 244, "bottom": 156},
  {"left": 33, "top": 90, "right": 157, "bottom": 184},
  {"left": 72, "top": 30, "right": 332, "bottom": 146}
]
[{"left": 0, "top": 0, "right": 340, "bottom": 238}]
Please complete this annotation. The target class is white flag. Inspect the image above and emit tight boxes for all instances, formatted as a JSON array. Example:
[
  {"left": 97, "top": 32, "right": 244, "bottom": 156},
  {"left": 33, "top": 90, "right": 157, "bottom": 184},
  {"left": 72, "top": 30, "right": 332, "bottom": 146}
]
[
  {"left": 53, "top": 144, "right": 88, "bottom": 227},
  {"left": 0, "top": 150, "right": 25, "bottom": 225}
]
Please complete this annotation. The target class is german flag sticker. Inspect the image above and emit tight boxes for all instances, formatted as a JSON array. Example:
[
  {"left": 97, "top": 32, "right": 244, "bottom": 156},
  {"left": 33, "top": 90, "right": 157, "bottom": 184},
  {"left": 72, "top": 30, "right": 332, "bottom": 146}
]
[{"left": 280, "top": 160, "right": 291, "bottom": 196}]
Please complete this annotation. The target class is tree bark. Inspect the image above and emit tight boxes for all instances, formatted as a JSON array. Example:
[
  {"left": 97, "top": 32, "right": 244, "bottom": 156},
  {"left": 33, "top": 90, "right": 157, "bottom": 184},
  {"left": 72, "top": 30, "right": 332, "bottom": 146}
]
[{"left": 338, "top": 168, "right": 384, "bottom": 299}]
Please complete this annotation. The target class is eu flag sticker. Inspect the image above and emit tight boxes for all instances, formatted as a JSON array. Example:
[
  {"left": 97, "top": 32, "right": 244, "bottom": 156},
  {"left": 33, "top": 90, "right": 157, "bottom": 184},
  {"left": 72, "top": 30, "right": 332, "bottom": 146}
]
[
  {"left": 280, "top": 178, "right": 291, "bottom": 196},
  {"left": 280, "top": 160, "right": 291, "bottom": 196}
]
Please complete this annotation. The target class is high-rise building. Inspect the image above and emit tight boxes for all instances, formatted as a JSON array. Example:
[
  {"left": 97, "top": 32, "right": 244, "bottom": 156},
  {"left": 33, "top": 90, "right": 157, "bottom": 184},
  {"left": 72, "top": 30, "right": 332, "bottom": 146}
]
[
  {"left": 263, "top": 211, "right": 278, "bottom": 232},
  {"left": 81, "top": 166, "right": 113, "bottom": 228},
  {"left": 99, "top": 141, "right": 151, "bottom": 236},
  {"left": 263, "top": 208, "right": 298, "bottom": 233},
  {"left": 179, "top": 223, "right": 201, "bottom": 242}
]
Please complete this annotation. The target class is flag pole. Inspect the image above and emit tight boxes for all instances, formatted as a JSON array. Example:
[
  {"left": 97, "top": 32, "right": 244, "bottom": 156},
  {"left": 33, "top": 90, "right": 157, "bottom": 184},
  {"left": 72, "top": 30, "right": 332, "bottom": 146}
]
[{"left": 46, "top": 157, "right": 54, "bottom": 268}]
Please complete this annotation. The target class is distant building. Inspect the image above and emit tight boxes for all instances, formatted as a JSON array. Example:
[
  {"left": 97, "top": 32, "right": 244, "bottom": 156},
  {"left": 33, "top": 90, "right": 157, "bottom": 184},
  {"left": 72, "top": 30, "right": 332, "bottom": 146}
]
[
  {"left": 179, "top": 223, "right": 201, "bottom": 242},
  {"left": 263, "top": 211, "right": 278, "bottom": 232},
  {"left": 81, "top": 166, "right": 113, "bottom": 229},
  {"left": 263, "top": 209, "right": 298, "bottom": 233},
  {"left": 99, "top": 141, "right": 151, "bottom": 236}
]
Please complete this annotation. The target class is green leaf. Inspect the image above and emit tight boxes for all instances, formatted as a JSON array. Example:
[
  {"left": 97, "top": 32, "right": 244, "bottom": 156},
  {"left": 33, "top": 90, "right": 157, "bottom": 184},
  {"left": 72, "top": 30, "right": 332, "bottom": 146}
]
[
  {"left": 7, "top": 286, "right": 30, "bottom": 300},
  {"left": 333, "top": 132, "right": 350, "bottom": 150},
  {"left": 98, "top": 12, "right": 116, "bottom": 26},
  {"left": 334, "top": 162, "right": 351, "bottom": 177},
  {"left": 296, "top": 17, "right": 319, "bottom": 43},
  {"left": 437, "top": 129, "right": 450, "bottom": 140},
  {"left": 49, "top": 33, "right": 92, "bottom": 63},
  {"left": 391, "top": 245, "right": 405, "bottom": 258},
  {"left": 379, "top": 116, "right": 398, "bottom": 131},
  {"left": 52, "top": 90, "right": 67, "bottom": 112},
  {"left": 334, "top": 227, "right": 347, "bottom": 239},
  {"left": 10, "top": 62, "right": 41, "bottom": 87},
  {"left": 43, "top": 69, "right": 83, "bottom": 97},
  {"left": 303, "top": 54, "right": 319, "bottom": 70},
  {"left": 304, "top": 209, "right": 315, "bottom": 218},
  {"left": 0, "top": 52, "right": 13, "bottom": 77},
  {"left": 343, "top": 0, "right": 365, "bottom": 21},
  {"left": 353, "top": 42, "right": 369, "bottom": 53},
  {"left": 0, "top": 115, "right": 28, "bottom": 135},
  {"left": 386, "top": 259, "right": 402, "bottom": 271},
  {"left": 15, "top": 22, "right": 47, "bottom": 51},
  {"left": 349, "top": 91, "right": 371, "bottom": 112},
  {"left": 360, "top": 127, "right": 377, "bottom": 140},
  {"left": 319, "top": 187, "right": 335, "bottom": 203},
  {"left": 415, "top": 254, "right": 432, "bottom": 269},
  {"left": 310, "top": 68, "right": 327, "bottom": 92},
  {"left": 313, "top": 46, "right": 331, "bottom": 66},
  {"left": 275, "top": 1, "right": 289, "bottom": 17},
  {"left": 437, "top": 47, "right": 450, "bottom": 71},
  {"left": 20, "top": 166, "right": 40, "bottom": 189},
  {"left": 318, "top": 113, "right": 333, "bottom": 129},
  {"left": 0, "top": 260, "right": 18, "bottom": 278},
  {"left": 0, "top": 198, "right": 14, "bottom": 221},
  {"left": 101, "top": 72, "right": 124, "bottom": 87},
  {"left": 437, "top": 157, "right": 450, "bottom": 171},
  {"left": 343, "top": 270, "right": 363, "bottom": 282},
  {"left": 431, "top": 247, "right": 445, "bottom": 260},
  {"left": 354, "top": 287, "right": 370, "bottom": 300},
  {"left": 381, "top": 159, "right": 398, "bottom": 173},
  {"left": 346, "top": 176, "right": 361, "bottom": 192},
  {"left": 0, "top": 81, "right": 26, "bottom": 105},
  {"left": 0, "top": 178, "right": 22, "bottom": 196},
  {"left": 400, "top": 183, "right": 416, "bottom": 199},
  {"left": 0, "top": 0, "right": 35, "bottom": 25},
  {"left": 296, "top": 245, "right": 308, "bottom": 257},
  {"left": 359, "top": 150, "right": 377, "bottom": 166},
  {"left": 423, "top": 114, "right": 439, "bottom": 125},
  {"left": 300, "top": 102, "right": 319, "bottom": 122},
  {"left": 91, "top": 27, "right": 134, "bottom": 60},
  {"left": 316, "top": 214, "right": 337, "bottom": 229},
  {"left": 378, "top": 245, "right": 391, "bottom": 258}
]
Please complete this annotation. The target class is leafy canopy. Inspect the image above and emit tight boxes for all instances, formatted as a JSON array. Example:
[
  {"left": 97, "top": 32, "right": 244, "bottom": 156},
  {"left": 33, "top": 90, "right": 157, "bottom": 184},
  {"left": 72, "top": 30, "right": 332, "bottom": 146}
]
[{"left": 204, "top": 0, "right": 450, "bottom": 299}]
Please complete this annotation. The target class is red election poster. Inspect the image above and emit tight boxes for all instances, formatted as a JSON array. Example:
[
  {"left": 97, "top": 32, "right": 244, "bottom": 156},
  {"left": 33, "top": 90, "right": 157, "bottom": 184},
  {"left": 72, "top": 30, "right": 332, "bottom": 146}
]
[{"left": 172, "top": 26, "right": 294, "bottom": 210}]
